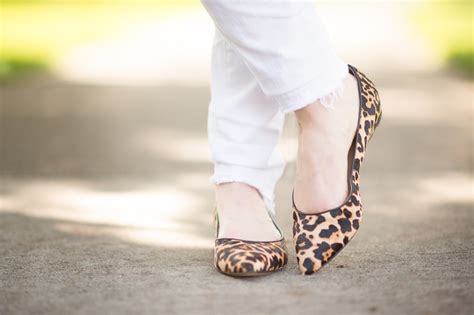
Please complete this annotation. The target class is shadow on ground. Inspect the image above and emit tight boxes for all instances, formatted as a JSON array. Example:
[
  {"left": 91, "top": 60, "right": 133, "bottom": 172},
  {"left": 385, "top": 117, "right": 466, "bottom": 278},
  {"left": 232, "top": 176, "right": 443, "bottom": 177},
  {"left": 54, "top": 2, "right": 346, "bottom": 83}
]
[{"left": 0, "top": 202, "right": 472, "bottom": 315}]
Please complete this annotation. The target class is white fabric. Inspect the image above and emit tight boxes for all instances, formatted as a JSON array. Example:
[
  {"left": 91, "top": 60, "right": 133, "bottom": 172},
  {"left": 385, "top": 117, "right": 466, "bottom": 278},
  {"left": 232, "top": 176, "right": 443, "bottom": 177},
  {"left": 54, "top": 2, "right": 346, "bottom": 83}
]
[{"left": 202, "top": 0, "right": 348, "bottom": 212}]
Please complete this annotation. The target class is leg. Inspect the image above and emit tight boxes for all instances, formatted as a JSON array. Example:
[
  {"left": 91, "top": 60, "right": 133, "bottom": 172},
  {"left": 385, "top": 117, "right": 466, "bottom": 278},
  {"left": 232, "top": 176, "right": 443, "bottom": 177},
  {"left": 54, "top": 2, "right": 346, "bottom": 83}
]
[
  {"left": 202, "top": 1, "right": 376, "bottom": 277},
  {"left": 293, "top": 75, "right": 359, "bottom": 213},
  {"left": 208, "top": 28, "right": 285, "bottom": 241},
  {"left": 202, "top": 1, "right": 359, "bottom": 214}
]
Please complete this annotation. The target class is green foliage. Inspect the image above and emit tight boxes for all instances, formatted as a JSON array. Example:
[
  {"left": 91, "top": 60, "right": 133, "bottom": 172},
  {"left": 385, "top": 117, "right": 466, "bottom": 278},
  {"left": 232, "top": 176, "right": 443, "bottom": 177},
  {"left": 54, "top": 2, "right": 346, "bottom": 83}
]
[
  {"left": 0, "top": 1, "right": 196, "bottom": 80},
  {"left": 0, "top": 58, "right": 47, "bottom": 82},
  {"left": 448, "top": 51, "right": 474, "bottom": 78}
]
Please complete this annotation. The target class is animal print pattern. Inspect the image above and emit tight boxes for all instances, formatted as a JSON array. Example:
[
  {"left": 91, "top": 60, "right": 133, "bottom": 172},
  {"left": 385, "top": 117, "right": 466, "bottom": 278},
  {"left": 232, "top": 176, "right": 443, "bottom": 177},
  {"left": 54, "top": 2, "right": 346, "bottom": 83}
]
[
  {"left": 214, "top": 239, "right": 288, "bottom": 276},
  {"left": 293, "top": 65, "right": 382, "bottom": 275}
]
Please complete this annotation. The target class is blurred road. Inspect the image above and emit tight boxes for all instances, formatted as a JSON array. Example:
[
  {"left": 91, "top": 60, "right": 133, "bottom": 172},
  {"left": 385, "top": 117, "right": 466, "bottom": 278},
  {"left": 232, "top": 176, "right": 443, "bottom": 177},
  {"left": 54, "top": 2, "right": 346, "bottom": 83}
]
[{"left": 1, "top": 4, "right": 473, "bottom": 315}]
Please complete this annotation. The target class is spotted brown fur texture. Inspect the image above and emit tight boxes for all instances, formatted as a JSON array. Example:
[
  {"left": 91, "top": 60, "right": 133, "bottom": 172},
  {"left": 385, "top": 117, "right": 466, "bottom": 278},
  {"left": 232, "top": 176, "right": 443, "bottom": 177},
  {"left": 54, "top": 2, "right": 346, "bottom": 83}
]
[
  {"left": 293, "top": 65, "right": 382, "bottom": 275},
  {"left": 214, "top": 239, "right": 288, "bottom": 276}
]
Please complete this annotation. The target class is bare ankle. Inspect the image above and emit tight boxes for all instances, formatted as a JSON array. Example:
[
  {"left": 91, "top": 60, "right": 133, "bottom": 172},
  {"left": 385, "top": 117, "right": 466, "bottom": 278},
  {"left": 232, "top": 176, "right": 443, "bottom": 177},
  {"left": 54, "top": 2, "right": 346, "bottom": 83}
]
[
  {"left": 214, "top": 182, "right": 281, "bottom": 241},
  {"left": 294, "top": 101, "right": 322, "bottom": 130},
  {"left": 215, "top": 182, "right": 265, "bottom": 210},
  {"left": 215, "top": 182, "right": 260, "bottom": 198}
]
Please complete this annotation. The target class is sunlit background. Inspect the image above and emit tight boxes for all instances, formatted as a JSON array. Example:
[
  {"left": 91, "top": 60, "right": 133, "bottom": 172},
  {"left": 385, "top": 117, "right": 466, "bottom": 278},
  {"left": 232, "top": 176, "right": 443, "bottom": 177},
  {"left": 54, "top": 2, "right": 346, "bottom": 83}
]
[{"left": 1, "top": 1, "right": 473, "bottom": 314}]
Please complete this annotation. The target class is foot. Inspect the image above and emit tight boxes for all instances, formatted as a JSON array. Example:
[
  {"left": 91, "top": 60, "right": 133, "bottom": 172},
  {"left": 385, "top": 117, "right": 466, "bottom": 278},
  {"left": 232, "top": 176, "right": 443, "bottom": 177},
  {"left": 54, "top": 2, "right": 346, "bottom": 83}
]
[
  {"left": 293, "top": 73, "right": 359, "bottom": 214},
  {"left": 215, "top": 182, "right": 282, "bottom": 241}
]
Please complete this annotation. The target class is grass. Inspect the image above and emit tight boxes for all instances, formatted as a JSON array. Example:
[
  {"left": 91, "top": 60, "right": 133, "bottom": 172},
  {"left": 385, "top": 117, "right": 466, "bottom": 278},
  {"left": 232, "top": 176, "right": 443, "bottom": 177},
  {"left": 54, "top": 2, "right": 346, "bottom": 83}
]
[
  {"left": 413, "top": 0, "right": 473, "bottom": 78},
  {"left": 0, "top": 58, "right": 47, "bottom": 82},
  {"left": 0, "top": 1, "right": 197, "bottom": 80}
]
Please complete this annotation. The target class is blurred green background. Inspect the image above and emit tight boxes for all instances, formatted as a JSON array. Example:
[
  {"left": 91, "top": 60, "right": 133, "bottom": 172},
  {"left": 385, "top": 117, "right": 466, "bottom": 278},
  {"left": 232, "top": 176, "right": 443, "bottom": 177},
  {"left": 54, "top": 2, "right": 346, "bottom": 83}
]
[
  {"left": 0, "top": 0, "right": 197, "bottom": 80},
  {"left": 0, "top": 0, "right": 472, "bottom": 81},
  {"left": 412, "top": 0, "right": 473, "bottom": 78}
]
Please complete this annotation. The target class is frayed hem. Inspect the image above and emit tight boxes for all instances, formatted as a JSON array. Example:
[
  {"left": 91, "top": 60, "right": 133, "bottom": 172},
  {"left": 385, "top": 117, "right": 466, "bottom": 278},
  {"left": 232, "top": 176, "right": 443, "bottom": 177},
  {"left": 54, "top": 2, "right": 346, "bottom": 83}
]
[
  {"left": 276, "top": 63, "right": 349, "bottom": 114},
  {"left": 318, "top": 75, "right": 347, "bottom": 109}
]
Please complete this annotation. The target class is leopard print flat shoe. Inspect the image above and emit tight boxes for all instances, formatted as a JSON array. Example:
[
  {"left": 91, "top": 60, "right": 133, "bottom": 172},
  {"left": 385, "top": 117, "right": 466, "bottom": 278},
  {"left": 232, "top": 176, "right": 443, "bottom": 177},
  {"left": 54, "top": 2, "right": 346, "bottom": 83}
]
[
  {"left": 214, "top": 212, "right": 288, "bottom": 277},
  {"left": 293, "top": 65, "right": 382, "bottom": 275}
]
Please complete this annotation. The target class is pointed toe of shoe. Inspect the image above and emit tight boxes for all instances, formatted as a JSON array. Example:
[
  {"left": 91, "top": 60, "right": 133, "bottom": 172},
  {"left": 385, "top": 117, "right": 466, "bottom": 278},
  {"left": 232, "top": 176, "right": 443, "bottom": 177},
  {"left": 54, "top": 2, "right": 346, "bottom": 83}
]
[
  {"left": 293, "top": 206, "right": 362, "bottom": 275},
  {"left": 214, "top": 238, "right": 288, "bottom": 276}
]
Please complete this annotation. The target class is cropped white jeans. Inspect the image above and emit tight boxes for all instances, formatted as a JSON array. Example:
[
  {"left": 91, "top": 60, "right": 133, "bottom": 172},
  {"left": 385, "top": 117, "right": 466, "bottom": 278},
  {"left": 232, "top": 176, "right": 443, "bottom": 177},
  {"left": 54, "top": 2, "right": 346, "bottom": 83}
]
[{"left": 202, "top": 0, "right": 348, "bottom": 213}]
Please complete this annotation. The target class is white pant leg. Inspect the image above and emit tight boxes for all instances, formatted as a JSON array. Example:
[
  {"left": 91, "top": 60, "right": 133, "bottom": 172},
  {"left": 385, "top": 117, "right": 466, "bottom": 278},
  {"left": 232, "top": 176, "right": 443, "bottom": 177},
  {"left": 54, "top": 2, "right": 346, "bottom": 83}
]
[
  {"left": 204, "top": 1, "right": 348, "bottom": 213},
  {"left": 208, "top": 29, "right": 285, "bottom": 213},
  {"left": 201, "top": 0, "right": 348, "bottom": 113}
]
